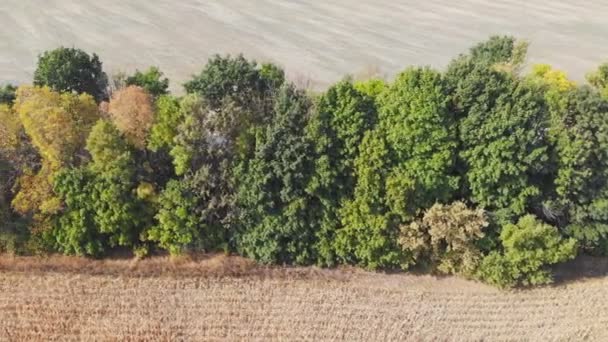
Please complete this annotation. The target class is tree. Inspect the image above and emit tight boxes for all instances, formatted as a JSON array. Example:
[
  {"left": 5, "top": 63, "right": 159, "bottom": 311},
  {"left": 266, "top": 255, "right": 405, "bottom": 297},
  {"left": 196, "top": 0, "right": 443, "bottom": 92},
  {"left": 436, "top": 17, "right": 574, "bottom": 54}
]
[
  {"left": 353, "top": 78, "right": 387, "bottom": 101},
  {"left": 108, "top": 86, "right": 155, "bottom": 149},
  {"left": 52, "top": 120, "right": 150, "bottom": 256},
  {"left": 184, "top": 55, "right": 284, "bottom": 118},
  {"left": 147, "top": 179, "right": 200, "bottom": 255},
  {"left": 446, "top": 38, "right": 550, "bottom": 217},
  {"left": 527, "top": 64, "right": 575, "bottom": 113},
  {"left": 234, "top": 84, "right": 318, "bottom": 264},
  {"left": 0, "top": 104, "right": 38, "bottom": 252},
  {"left": 13, "top": 86, "right": 99, "bottom": 169},
  {"left": 336, "top": 67, "right": 458, "bottom": 269},
  {"left": 126, "top": 66, "right": 169, "bottom": 98},
  {"left": 149, "top": 93, "right": 260, "bottom": 255},
  {"left": 399, "top": 202, "right": 489, "bottom": 276},
  {"left": 148, "top": 95, "right": 182, "bottom": 152},
  {"left": 545, "top": 87, "right": 608, "bottom": 255},
  {"left": 307, "top": 79, "right": 377, "bottom": 265},
  {"left": 11, "top": 86, "right": 99, "bottom": 233},
  {"left": 477, "top": 215, "right": 577, "bottom": 288},
  {"left": 587, "top": 62, "right": 608, "bottom": 98},
  {"left": 34, "top": 47, "right": 108, "bottom": 102},
  {"left": 0, "top": 84, "right": 17, "bottom": 105}
]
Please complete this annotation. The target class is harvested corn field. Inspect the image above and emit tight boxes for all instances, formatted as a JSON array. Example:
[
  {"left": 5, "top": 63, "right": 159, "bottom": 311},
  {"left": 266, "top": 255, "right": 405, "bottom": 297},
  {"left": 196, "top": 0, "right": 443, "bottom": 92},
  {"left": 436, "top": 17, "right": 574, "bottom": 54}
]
[
  {"left": 0, "top": 255, "right": 607, "bottom": 341},
  {"left": 2, "top": 0, "right": 608, "bottom": 89}
]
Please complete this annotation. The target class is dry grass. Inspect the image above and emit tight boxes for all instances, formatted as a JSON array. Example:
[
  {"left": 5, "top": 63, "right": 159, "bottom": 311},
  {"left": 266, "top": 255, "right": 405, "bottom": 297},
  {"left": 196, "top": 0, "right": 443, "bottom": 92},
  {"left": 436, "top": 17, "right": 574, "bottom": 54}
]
[{"left": 0, "top": 254, "right": 607, "bottom": 341}]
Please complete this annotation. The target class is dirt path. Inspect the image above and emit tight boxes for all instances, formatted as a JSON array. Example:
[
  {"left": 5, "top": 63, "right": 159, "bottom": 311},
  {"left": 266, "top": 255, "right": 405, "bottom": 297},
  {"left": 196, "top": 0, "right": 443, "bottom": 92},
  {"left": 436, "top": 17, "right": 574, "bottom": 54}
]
[
  {"left": 1, "top": 1, "right": 608, "bottom": 90},
  {"left": 0, "top": 255, "right": 606, "bottom": 341}
]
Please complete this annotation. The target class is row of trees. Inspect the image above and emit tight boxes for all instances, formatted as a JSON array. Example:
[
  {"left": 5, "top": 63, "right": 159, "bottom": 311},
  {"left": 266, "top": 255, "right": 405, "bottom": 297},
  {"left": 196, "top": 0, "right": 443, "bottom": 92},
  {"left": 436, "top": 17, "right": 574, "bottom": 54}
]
[{"left": 2, "top": 37, "right": 608, "bottom": 287}]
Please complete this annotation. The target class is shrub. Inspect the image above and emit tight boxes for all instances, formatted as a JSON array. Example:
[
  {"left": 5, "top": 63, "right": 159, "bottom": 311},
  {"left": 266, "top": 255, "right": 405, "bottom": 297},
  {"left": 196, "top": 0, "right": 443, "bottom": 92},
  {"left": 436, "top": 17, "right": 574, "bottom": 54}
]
[
  {"left": 0, "top": 84, "right": 16, "bottom": 105},
  {"left": 476, "top": 215, "right": 577, "bottom": 288},
  {"left": 399, "top": 202, "right": 488, "bottom": 276}
]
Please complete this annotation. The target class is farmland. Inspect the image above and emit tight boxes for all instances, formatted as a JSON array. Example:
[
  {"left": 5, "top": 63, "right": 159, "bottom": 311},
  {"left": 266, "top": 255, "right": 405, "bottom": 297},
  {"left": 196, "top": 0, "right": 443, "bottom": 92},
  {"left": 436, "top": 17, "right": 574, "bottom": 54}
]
[
  {"left": 1, "top": 0, "right": 608, "bottom": 89},
  {"left": 0, "top": 255, "right": 607, "bottom": 341}
]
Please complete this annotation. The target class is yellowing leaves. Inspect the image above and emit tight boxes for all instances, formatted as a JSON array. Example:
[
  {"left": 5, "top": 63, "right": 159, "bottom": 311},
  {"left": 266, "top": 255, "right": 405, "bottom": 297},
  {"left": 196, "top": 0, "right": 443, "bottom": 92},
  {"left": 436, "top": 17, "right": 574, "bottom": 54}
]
[{"left": 14, "top": 86, "right": 99, "bottom": 169}]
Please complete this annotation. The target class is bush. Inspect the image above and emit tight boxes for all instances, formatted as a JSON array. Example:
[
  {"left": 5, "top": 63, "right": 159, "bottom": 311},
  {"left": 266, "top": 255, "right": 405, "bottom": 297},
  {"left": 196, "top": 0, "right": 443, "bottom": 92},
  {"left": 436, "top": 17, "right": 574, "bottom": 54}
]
[
  {"left": 476, "top": 215, "right": 577, "bottom": 288},
  {"left": 0, "top": 84, "right": 16, "bottom": 105},
  {"left": 399, "top": 202, "right": 489, "bottom": 276}
]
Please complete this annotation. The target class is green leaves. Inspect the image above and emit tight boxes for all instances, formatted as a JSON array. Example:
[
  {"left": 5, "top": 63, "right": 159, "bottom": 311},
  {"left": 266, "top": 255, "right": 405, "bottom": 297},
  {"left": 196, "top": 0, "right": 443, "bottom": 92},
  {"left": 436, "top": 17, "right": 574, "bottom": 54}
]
[
  {"left": 477, "top": 215, "right": 577, "bottom": 288},
  {"left": 547, "top": 87, "right": 608, "bottom": 254},
  {"left": 307, "top": 80, "right": 377, "bottom": 266},
  {"left": 34, "top": 47, "right": 108, "bottom": 102},
  {"left": 336, "top": 67, "right": 457, "bottom": 269},
  {"left": 52, "top": 120, "right": 149, "bottom": 257},
  {"left": 234, "top": 84, "right": 318, "bottom": 265},
  {"left": 126, "top": 67, "right": 170, "bottom": 98},
  {"left": 450, "top": 54, "right": 550, "bottom": 215},
  {"left": 8, "top": 39, "right": 608, "bottom": 288},
  {"left": 147, "top": 180, "right": 200, "bottom": 255}
]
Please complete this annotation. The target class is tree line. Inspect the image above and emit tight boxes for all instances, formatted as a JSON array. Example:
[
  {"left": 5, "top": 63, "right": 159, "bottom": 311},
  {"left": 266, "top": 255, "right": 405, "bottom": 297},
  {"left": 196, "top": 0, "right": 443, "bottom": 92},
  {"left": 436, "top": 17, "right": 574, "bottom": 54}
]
[{"left": 2, "top": 36, "right": 608, "bottom": 288}]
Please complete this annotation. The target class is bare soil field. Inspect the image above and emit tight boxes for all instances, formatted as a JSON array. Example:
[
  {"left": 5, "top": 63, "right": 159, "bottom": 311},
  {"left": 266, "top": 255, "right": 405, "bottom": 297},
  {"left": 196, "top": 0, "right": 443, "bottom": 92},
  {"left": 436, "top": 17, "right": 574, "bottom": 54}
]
[
  {"left": 0, "top": 255, "right": 607, "bottom": 341},
  {"left": 1, "top": 1, "right": 608, "bottom": 90}
]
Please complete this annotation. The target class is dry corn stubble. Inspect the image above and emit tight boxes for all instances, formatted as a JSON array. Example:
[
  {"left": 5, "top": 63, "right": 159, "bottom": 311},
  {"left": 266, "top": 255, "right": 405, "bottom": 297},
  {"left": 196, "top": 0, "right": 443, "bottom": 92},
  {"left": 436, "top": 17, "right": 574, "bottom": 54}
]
[{"left": 0, "top": 254, "right": 607, "bottom": 341}]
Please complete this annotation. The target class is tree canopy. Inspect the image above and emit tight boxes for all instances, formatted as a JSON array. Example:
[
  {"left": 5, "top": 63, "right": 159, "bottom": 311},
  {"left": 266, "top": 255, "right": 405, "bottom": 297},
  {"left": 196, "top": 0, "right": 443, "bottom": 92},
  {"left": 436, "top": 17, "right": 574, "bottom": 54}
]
[
  {"left": 34, "top": 47, "right": 108, "bottom": 102},
  {"left": 3, "top": 38, "right": 608, "bottom": 288}
]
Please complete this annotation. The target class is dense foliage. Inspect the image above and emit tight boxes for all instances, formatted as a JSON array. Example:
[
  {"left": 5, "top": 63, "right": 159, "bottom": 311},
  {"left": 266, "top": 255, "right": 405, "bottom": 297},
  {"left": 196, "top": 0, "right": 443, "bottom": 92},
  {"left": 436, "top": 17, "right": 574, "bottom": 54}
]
[
  {"left": 3, "top": 36, "right": 608, "bottom": 287},
  {"left": 125, "top": 66, "right": 170, "bottom": 98},
  {"left": 33, "top": 47, "right": 108, "bottom": 102}
]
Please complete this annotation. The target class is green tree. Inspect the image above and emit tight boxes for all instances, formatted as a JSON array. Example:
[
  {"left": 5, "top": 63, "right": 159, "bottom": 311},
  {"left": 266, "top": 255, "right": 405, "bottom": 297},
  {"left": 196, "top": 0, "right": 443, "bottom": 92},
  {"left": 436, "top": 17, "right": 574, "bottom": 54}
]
[
  {"left": 147, "top": 179, "right": 200, "bottom": 255},
  {"left": 477, "top": 215, "right": 577, "bottom": 288},
  {"left": 587, "top": 62, "right": 608, "bottom": 98},
  {"left": 353, "top": 78, "right": 387, "bottom": 102},
  {"left": 126, "top": 66, "right": 169, "bottom": 98},
  {"left": 446, "top": 38, "right": 550, "bottom": 217},
  {"left": 52, "top": 120, "right": 149, "bottom": 256},
  {"left": 149, "top": 94, "right": 259, "bottom": 254},
  {"left": 34, "top": 47, "right": 108, "bottom": 102},
  {"left": 307, "top": 80, "right": 377, "bottom": 266},
  {"left": 184, "top": 55, "right": 284, "bottom": 118},
  {"left": 336, "top": 67, "right": 458, "bottom": 269},
  {"left": 0, "top": 84, "right": 17, "bottom": 105},
  {"left": 234, "top": 84, "right": 317, "bottom": 264},
  {"left": 545, "top": 87, "right": 608, "bottom": 255},
  {"left": 148, "top": 95, "right": 182, "bottom": 151}
]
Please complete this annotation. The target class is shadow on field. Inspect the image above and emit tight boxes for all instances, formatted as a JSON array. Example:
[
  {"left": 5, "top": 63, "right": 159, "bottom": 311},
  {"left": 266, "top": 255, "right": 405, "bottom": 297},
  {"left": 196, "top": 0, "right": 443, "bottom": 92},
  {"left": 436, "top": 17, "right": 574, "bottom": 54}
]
[{"left": 553, "top": 255, "right": 608, "bottom": 285}]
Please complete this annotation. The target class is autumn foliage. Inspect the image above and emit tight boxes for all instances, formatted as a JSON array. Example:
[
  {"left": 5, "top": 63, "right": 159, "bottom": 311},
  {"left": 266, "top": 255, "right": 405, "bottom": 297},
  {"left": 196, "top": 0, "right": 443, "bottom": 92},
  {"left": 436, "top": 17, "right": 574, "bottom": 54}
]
[{"left": 5, "top": 38, "right": 608, "bottom": 288}]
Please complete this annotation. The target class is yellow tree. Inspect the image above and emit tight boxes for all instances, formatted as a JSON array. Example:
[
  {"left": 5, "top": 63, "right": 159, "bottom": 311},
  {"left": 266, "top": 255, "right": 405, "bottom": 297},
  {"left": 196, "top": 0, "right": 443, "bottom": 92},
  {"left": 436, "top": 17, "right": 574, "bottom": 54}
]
[
  {"left": 10, "top": 86, "right": 99, "bottom": 229},
  {"left": 14, "top": 86, "right": 99, "bottom": 169},
  {"left": 108, "top": 86, "right": 154, "bottom": 149}
]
